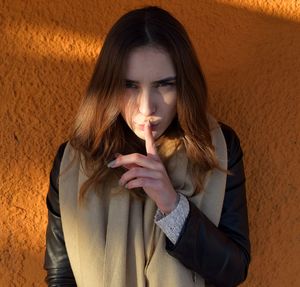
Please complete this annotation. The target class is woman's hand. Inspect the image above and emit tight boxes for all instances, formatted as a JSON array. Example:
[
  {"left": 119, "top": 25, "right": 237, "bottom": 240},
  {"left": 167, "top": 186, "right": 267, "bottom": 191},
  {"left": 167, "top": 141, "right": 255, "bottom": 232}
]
[{"left": 107, "top": 121, "right": 178, "bottom": 214}]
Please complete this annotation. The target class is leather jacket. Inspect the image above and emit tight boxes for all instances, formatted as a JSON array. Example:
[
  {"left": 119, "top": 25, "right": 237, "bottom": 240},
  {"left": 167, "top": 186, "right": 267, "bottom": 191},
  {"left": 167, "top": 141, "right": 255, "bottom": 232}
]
[{"left": 44, "top": 123, "right": 251, "bottom": 287}]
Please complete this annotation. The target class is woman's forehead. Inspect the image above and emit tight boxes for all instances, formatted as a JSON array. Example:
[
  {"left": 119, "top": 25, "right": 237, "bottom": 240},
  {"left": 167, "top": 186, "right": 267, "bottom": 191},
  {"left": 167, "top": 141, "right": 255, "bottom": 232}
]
[{"left": 124, "top": 46, "right": 176, "bottom": 82}]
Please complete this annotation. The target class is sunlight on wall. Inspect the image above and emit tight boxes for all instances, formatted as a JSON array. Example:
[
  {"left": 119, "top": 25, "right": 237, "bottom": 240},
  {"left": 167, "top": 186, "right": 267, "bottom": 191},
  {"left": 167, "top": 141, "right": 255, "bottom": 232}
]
[
  {"left": 216, "top": 0, "right": 300, "bottom": 22},
  {"left": 3, "top": 22, "right": 102, "bottom": 61}
]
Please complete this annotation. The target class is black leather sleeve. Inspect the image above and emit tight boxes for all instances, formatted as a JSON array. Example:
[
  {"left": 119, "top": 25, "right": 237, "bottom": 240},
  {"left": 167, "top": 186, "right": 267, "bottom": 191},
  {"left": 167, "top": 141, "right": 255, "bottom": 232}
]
[
  {"left": 166, "top": 123, "right": 251, "bottom": 287},
  {"left": 43, "top": 124, "right": 251, "bottom": 287},
  {"left": 43, "top": 142, "right": 77, "bottom": 286}
]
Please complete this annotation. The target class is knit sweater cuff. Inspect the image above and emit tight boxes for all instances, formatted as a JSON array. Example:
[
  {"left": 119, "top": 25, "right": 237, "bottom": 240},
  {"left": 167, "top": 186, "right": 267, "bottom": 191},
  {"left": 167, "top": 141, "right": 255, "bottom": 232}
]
[{"left": 154, "top": 193, "right": 190, "bottom": 244}]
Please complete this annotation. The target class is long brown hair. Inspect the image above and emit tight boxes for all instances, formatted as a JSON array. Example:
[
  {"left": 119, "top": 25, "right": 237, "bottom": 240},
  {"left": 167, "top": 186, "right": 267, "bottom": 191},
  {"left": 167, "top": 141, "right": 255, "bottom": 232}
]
[{"left": 65, "top": 6, "right": 220, "bottom": 201}]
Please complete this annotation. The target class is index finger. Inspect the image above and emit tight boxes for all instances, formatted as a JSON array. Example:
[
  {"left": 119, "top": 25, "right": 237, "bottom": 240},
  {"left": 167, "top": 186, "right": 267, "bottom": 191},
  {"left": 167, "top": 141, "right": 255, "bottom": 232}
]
[{"left": 144, "top": 121, "right": 159, "bottom": 160}]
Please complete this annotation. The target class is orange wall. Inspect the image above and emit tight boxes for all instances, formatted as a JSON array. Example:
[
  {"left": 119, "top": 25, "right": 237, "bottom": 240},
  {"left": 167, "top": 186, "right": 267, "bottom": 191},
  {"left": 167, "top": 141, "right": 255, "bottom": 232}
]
[{"left": 1, "top": 0, "right": 299, "bottom": 286}]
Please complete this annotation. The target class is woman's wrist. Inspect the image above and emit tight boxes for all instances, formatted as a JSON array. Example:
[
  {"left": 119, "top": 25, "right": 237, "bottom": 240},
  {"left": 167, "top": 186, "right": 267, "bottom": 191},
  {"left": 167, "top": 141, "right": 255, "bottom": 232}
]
[{"left": 158, "top": 192, "right": 180, "bottom": 215}]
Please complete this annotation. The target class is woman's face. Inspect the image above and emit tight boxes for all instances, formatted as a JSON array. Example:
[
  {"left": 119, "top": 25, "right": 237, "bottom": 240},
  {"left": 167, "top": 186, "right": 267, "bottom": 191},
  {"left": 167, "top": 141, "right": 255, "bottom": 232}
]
[{"left": 120, "top": 46, "right": 177, "bottom": 140}]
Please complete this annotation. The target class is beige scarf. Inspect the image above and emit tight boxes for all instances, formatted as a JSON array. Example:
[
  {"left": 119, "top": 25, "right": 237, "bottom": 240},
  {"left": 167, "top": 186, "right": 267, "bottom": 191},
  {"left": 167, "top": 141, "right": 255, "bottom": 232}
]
[{"left": 59, "top": 116, "right": 227, "bottom": 287}]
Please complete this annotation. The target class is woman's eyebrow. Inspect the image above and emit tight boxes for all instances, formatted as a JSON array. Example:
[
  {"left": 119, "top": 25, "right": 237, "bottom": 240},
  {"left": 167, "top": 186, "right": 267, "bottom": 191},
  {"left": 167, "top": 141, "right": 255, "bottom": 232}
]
[{"left": 125, "top": 76, "right": 177, "bottom": 84}]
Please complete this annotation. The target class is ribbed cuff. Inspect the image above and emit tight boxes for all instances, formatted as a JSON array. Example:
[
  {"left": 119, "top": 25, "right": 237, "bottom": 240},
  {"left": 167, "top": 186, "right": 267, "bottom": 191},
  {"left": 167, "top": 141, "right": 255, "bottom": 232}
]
[{"left": 154, "top": 193, "right": 190, "bottom": 244}]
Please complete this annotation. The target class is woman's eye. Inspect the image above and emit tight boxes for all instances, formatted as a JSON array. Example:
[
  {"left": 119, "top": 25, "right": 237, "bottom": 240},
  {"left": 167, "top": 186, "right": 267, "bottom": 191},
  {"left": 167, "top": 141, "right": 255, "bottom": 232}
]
[
  {"left": 125, "top": 82, "right": 138, "bottom": 89},
  {"left": 155, "top": 82, "right": 175, "bottom": 88},
  {"left": 124, "top": 81, "right": 176, "bottom": 89}
]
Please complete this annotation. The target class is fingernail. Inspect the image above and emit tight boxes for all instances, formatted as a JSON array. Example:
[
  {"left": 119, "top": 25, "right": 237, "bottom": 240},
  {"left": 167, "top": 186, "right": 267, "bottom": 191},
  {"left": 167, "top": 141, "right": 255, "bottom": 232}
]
[{"left": 107, "top": 160, "right": 116, "bottom": 168}]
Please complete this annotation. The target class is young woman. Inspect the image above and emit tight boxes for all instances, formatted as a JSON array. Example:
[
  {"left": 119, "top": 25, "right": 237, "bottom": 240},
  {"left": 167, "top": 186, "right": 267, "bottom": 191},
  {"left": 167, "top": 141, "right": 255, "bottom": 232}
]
[{"left": 44, "top": 6, "right": 251, "bottom": 287}]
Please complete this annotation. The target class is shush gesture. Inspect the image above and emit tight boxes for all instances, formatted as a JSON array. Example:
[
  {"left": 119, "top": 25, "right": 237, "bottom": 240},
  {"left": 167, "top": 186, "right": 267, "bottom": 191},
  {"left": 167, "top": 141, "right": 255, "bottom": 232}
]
[{"left": 107, "top": 121, "right": 179, "bottom": 214}]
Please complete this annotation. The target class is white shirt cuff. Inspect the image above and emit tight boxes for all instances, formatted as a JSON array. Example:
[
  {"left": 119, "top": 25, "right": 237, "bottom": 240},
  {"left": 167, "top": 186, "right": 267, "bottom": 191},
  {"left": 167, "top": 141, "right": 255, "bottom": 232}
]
[{"left": 154, "top": 193, "right": 190, "bottom": 244}]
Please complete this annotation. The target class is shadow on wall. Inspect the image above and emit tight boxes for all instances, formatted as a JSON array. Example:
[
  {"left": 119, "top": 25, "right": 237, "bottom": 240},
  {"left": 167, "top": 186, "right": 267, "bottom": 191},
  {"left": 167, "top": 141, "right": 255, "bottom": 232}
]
[
  {"left": 0, "top": 239, "right": 46, "bottom": 286},
  {"left": 0, "top": 1, "right": 299, "bottom": 286}
]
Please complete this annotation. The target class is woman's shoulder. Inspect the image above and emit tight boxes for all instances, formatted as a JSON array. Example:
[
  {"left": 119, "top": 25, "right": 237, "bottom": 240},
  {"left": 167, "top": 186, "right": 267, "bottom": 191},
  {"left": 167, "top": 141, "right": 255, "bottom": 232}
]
[
  {"left": 46, "top": 141, "right": 68, "bottom": 217},
  {"left": 219, "top": 122, "right": 240, "bottom": 145},
  {"left": 218, "top": 122, "right": 243, "bottom": 169},
  {"left": 49, "top": 141, "right": 69, "bottom": 195},
  {"left": 54, "top": 141, "right": 68, "bottom": 162}
]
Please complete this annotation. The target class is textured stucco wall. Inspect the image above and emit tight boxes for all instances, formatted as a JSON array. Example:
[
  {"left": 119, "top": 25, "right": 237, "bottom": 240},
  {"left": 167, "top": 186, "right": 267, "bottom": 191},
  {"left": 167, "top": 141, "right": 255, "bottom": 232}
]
[{"left": 0, "top": 0, "right": 299, "bottom": 286}]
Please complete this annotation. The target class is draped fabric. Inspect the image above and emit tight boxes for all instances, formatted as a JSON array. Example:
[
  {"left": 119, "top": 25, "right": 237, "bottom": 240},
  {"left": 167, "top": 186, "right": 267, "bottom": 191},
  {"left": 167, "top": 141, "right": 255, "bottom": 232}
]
[{"left": 59, "top": 116, "right": 227, "bottom": 287}]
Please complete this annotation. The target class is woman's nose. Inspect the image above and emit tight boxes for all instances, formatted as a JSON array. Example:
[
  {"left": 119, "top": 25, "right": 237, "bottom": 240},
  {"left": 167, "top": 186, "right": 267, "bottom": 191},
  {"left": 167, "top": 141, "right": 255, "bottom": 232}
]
[{"left": 138, "top": 88, "right": 156, "bottom": 116}]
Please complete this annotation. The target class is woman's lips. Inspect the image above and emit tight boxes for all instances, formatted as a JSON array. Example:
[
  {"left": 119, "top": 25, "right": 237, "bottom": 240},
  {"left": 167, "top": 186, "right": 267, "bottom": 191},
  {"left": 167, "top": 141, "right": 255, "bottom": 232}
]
[{"left": 135, "top": 123, "right": 159, "bottom": 131}]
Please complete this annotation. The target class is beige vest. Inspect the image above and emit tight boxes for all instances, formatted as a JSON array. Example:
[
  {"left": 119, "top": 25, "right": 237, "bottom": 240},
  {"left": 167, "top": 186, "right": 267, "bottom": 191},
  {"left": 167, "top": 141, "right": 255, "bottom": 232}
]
[{"left": 59, "top": 117, "right": 227, "bottom": 287}]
